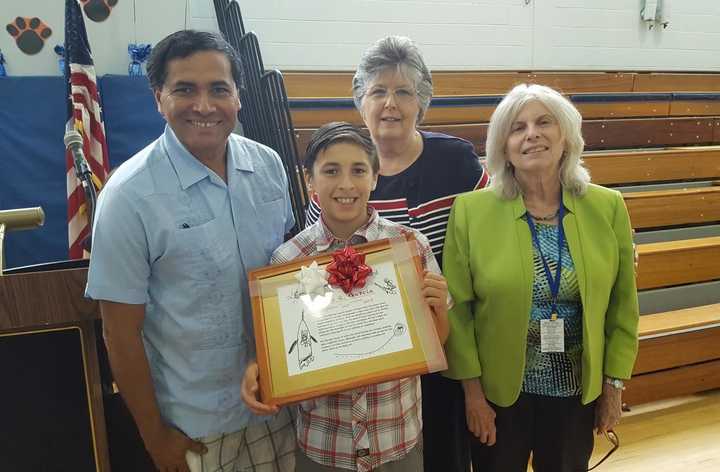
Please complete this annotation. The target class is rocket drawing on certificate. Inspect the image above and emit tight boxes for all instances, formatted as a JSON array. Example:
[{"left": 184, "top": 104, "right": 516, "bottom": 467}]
[
  {"left": 288, "top": 260, "right": 327, "bottom": 369},
  {"left": 287, "top": 310, "right": 318, "bottom": 370}
]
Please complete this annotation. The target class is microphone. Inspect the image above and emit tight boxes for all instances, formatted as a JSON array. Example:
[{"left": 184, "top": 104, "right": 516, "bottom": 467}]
[
  {"left": 0, "top": 207, "right": 45, "bottom": 232},
  {"left": 64, "top": 129, "right": 92, "bottom": 182},
  {"left": 0, "top": 206, "right": 45, "bottom": 274}
]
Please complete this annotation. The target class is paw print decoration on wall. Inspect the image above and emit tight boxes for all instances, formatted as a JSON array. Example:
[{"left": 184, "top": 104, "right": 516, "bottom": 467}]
[
  {"left": 80, "top": 0, "right": 119, "bottom": 23},
  {"left": 6, "top": 17, "right": 52, "bottom": 55}
]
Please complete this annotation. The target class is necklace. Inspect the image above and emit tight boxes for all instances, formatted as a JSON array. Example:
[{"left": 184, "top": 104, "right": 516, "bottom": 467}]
[{"left": 527, "top": 208, "right": 560, "bottom": 221}]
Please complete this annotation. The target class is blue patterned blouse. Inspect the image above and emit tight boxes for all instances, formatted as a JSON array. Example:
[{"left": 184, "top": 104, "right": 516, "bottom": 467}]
[{"left": 522, "top": 218, "right": 584, "bottom": 397}]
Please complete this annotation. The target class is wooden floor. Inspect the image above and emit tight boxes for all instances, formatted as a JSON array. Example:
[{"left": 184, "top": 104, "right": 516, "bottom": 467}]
[{"left": 525, "top": 389, "right": 720, "bottom": 471}]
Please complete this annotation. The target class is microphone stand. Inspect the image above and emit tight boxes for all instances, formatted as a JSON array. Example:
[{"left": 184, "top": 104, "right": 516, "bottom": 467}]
[
  {"left": 76, "top": 159, "right": 97, "bottom": 249},
  {"left": 64, "top": 129, "right": 100, "bottom": 253}
]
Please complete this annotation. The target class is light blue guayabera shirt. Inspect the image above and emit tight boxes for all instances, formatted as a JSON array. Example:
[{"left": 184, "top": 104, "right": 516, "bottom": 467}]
[{"left": 86, "top": 126, "right": 294, "bottom": 438}]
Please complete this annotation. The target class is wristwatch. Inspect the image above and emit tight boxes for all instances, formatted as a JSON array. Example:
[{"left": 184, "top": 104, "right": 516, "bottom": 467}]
[{"left": 604, "top": 377, "right": 625, "bottom": 389}]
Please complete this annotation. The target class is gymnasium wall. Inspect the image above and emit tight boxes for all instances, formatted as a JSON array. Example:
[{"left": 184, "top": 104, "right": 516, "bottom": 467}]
[
  {"left": 0, "top": 0, "right": 209, "bottom": 76},
  {"left": 2, "top": 0, "right": 720, "bottom": 76},
  {"left": 238, "top": 0, "right": 720, "bottom": 71}
]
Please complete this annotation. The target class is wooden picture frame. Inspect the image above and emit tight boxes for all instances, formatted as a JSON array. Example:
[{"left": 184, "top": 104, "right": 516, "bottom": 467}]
[{"left": 248, "top": 233, "right": 447, "bottom": 406}]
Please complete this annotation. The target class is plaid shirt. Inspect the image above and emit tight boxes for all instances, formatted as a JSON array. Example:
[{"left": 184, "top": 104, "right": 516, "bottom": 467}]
[{"left": 271, "top": 209, "right": 441, "bottom": 471}]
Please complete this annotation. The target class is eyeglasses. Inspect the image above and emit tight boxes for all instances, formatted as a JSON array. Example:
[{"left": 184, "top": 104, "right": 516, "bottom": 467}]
[
  {"left": 588, "top": 430, "right": 619, "bottom": 471},
  {"left": 364, "top": 87, "right": 417, "bottom": 104}
]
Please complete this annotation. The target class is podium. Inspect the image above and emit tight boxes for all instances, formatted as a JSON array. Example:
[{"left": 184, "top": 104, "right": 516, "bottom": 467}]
[{"left": 0, "top": 262, "right": 111, "bottom": 471}]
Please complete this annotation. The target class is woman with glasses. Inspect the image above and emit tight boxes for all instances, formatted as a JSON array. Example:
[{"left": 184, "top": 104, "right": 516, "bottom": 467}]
[
  {"left": 442, "top": 83, "right": 640, "bottom": 472},
  {"left": 305, "top": 35, "right": 488, "bottom": 472}
]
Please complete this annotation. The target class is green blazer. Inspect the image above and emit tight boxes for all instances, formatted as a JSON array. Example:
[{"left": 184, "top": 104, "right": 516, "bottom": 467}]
[{"left": 442, "top": 184, "right": 639, "bottom": 406}]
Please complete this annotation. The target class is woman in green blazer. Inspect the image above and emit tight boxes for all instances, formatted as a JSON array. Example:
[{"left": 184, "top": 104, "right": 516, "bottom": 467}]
[{"left": 443, "top": 84, "right": 639, "bottom": 472}]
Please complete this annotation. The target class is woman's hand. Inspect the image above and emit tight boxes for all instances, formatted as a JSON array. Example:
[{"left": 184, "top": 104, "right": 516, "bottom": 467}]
[
  {"left": 241, "top": 360, "right": 279, "bottom": 416},
  {"left": 462, "top": 377, "right": 497, "bottom": 446},
  {"left": 422, "top": 271, "right": 449, "bottom": 343},
  {"left": 595, "top": 381, "right": 623, "bottom": 434}
]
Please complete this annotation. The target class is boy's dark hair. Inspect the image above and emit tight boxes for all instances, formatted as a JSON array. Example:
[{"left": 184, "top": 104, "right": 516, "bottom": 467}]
[
  {"left": 147, "top": 30, "right": 242, "bottom": 91},
  {"left": 304, "top": 122, "right": 379, "bottom": 174}
]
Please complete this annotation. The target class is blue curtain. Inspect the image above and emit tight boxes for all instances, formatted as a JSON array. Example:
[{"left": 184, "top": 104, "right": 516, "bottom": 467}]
[{"left": 0, "top": 75, "right": 165, "bottom": 268}]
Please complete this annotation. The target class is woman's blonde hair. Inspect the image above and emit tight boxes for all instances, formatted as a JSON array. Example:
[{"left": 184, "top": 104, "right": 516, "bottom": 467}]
[{"left": 485, "top": 83, "right": 590, "bottom": 199}]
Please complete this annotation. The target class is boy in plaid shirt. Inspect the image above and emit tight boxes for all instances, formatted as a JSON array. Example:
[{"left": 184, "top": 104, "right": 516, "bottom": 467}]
[{"left": 242, "top": 122, "right": 449, "bottom": 471}]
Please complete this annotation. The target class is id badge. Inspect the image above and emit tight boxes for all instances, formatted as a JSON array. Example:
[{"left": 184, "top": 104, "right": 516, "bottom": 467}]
[{"left": 540, "top": 315, "right": 565, "bottom": 353}]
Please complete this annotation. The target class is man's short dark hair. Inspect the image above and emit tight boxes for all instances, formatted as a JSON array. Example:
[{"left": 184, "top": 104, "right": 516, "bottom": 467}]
[
  {"left": 304, "top": 122, "right": 379, "bottom": 175},
  {"left": 147, "top": 30, "right": 242, "bottom": 91}
]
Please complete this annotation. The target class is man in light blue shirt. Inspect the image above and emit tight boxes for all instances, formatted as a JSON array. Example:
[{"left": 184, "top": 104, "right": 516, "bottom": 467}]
[{"left": 86, "top": 30, "right": 295, "bottom": 472}]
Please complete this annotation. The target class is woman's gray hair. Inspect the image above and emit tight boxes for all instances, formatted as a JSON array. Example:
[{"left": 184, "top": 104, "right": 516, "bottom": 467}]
[
  {"left": 486, "top": 83, "right": 590, "bottom": 199},
  {"left": 352, "top": 36, "right": 433, "bottom": 123}
]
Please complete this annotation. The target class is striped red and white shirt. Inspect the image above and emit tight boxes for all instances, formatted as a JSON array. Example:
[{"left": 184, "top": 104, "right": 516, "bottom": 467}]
[{"left": 271, "top": 209, "right": 441, "bottom": 471}]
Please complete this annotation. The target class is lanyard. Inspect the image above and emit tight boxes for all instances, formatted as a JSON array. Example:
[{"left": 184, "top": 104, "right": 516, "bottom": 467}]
[{"left": 525, "top": 204, "right": 565, "bottom": 316}]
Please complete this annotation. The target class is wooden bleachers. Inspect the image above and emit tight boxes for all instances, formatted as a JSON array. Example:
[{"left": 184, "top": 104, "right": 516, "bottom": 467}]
[
  {"left": 283, "top": 71, "right": 638, "bottom": 98},
  {"left": 428, "top": 116, "right": 720, "bottom": 153},
  {"left": 285, "top": 70, "right": 720, "bottom": 130},
  {"left": 295, "top": 117, "right": 720, "bottom": 162},
  {"left": 636, "top": 237, "right": 720, "bottom": 290},
  {"left": 286, "top": 70, "right": 720, "bottom": 406},
  {"left": 624, "top": 187, "right": 720, "bottom": 229},
  {"left": 285, "top": 71, "right": 720, "bottom": 131},
  {"left": 634, "top": 73, "right": 720, "bottom": 92},
  {"left": 289, "top": 71, "right": 720, "bottom": 161},
  {"left": 615, "top": 150, "right": 720, "bottom": 406},
  {"left": 624, "top": 305, "right": 720, "bottom": 405},
  {"left": 283, "top": 71, "right": 720, "bottom": 98},
  {"left": 670, "top": 94, "right": 720, "bottom": 116},
  {"left": 584, "top": 147, "right": 720, "bottom": 185},
  {"left": 289, "top": 94, "right": 720, "bottom": 128}
]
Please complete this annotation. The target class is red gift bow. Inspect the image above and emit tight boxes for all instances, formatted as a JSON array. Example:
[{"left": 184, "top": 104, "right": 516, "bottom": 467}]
[{"left": 325, "top": 246, "right": 372, "bottom": 294}]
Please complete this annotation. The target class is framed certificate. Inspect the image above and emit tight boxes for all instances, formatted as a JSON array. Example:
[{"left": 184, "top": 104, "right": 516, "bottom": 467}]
[{"left": 248, "top": 233, "right": 447, "bottom": 406}]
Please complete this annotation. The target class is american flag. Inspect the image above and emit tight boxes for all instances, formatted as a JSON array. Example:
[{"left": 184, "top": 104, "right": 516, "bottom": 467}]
[{"left": 64, "top": 0, "right": 109, "bottom": 259}]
